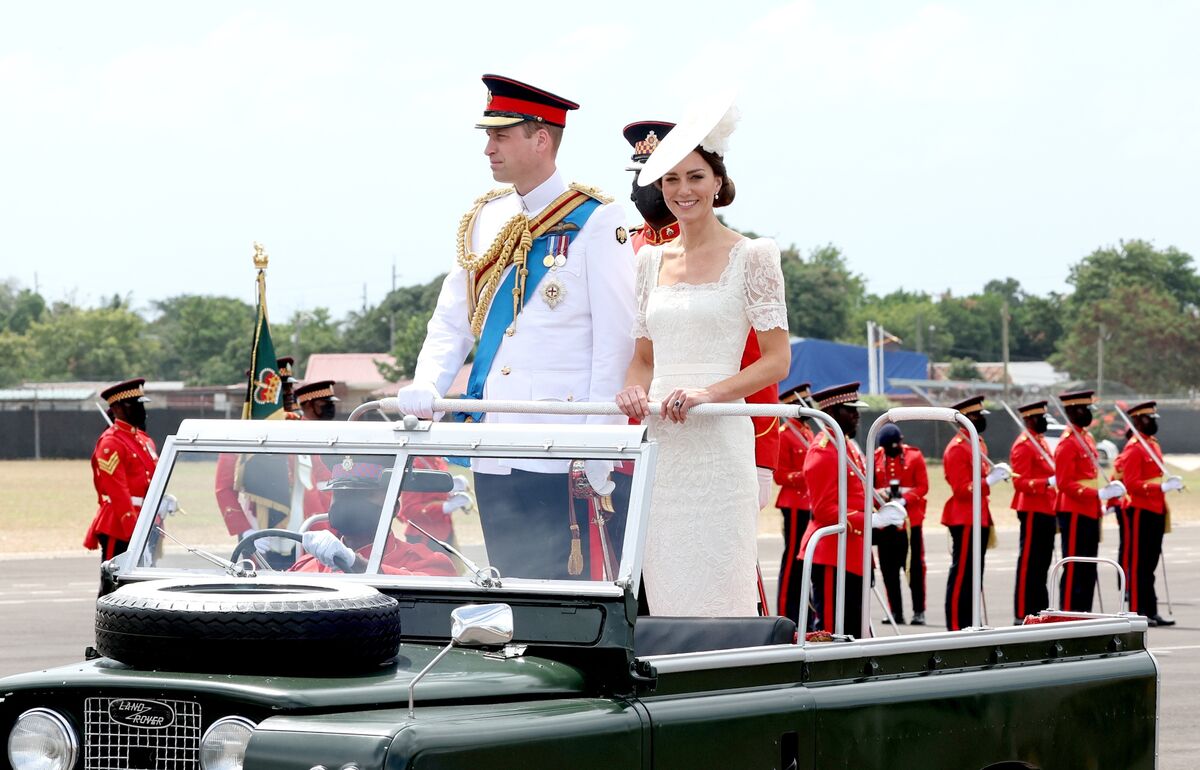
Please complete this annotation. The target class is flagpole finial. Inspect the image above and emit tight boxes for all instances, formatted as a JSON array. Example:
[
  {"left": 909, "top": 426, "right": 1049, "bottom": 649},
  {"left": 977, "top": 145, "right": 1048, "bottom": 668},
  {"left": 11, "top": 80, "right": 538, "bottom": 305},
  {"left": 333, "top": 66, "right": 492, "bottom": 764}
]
[{"left": 253, "top": 242, "right": 269, "bottom": 270}]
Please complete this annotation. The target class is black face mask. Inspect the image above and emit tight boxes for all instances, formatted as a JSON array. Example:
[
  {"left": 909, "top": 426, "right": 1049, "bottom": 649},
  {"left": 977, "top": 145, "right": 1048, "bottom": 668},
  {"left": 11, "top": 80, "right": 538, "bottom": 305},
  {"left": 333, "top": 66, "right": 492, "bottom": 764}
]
[
  {"left": 630, "top": 177, "right": 674, "bottom": 229},
  {"left": 883, "top": 442, "right": 902, "bottom": 458},
  {"left": 313, "top": 399, "right": 336, "bottom": 421},
  {"left": 328, "top": 492, "right": 380, "bottom": 539},
  {"left": 122, "top": 401, "right": 147, "bottom": 431},
  {"left": 1141, "top": 417, "right": 1159, "bottom": 437},
  {"left": 1031, "top": 415, "right": 1049, "bottom": 434},
  {"left": 972, "top": 415, "right": 987, "bottom": 434},
  {"left": 1069, "top": 408, "right": 1093, "bottom": 429}
]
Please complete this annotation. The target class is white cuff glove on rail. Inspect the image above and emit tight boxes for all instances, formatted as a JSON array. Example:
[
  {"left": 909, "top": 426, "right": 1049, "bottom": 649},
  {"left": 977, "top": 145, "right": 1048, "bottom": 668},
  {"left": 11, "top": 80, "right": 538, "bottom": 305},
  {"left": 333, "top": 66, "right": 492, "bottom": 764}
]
[
  {"left": 396, "top": 381, "right": 440, "bottom": 419},
  {"left": 872, "top": 501, "right": 907, "bottom": 529},
  {"left": 302, "top": 530, "right": 356, "bottom": 572},
  {"left": 442, "top": 493, "right": 472, "bottom": 515},
  {"left": 757, "top": 467, "right": 773, "bottom": 510},
  {"left": 1161, "top": 475, "right": 1184, "bottom": 493},
  {"left": 584, "top": 460, "right": 616, "bottom": 496},
  {"left": 985, "top": 463, "right": 1012, "bottom": 486},
  {"left": 1098, "top": 480, "right": 1127, "bottom": 502}
]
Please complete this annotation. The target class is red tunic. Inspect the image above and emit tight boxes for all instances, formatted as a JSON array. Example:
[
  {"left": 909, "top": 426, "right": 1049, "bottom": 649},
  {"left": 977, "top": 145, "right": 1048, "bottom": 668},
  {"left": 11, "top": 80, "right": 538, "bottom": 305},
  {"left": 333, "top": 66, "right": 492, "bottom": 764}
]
[
  {"left": 1054, "top": 428, "right": 1102, "bottom": 518},
  {"left": 941, "top": 431, "right": 993, "bottom": 528},
  {"left": 873, "top": 444, "right": 929, "bottom": 527},
  {"left": 1115, "top": 436, "right": 1166, "bottom": 514},
  {"left": 84, "top": 420, "right": 158, "bottom": 547},
  {"left": 291, "top": 533, "right": 457, "bottom": 576},
  {"left": 800, "top": 430, "right": 868, "bottom": 575},
  {"left": 1009, "top": 432, "right": 1056, "bottom": 514},
  {"left": 774, "top": 419, "right": 812, "bottom": 509}
]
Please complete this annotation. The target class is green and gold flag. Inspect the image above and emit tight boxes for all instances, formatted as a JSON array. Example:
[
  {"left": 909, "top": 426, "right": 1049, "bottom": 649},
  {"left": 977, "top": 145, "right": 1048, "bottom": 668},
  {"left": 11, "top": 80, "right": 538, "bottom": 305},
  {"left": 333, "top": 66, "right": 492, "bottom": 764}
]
[{"left": 242, "top": 242, "right": 285, "bottom": 420}]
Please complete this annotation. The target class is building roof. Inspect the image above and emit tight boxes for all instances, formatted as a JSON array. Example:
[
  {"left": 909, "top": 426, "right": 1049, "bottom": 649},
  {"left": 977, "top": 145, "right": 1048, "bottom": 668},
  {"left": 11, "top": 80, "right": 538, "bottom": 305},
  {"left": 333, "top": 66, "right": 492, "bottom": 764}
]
[{"left": 304, "top": 353, "right": 397, "bottom": 389}]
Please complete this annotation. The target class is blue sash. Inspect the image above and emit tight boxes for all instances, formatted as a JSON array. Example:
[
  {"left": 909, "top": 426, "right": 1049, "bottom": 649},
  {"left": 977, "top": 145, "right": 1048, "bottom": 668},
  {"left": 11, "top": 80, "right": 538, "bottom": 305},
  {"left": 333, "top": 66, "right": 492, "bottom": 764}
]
[{"left": 457, "top": 197, "right": 601, "bottom": 422}]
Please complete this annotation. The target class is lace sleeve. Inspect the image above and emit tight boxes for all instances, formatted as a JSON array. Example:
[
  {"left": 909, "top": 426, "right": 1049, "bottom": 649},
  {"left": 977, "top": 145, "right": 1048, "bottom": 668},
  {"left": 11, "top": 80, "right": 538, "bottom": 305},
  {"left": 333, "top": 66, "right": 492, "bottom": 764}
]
[
  {"left": 631, "top": 246, "right": 656, "bottom": 339},
  {"left": 742, "top": 238, "right": 789, "bottom": 331}
]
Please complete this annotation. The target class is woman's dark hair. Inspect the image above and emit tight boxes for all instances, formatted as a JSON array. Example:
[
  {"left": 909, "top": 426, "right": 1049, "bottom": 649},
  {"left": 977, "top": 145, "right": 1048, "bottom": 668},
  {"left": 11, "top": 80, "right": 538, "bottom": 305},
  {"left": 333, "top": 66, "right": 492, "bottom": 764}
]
[
  {"left": 698, "top": 147, "right": 736, "bottom": 207},
  {"left": 654, "top": 146, "right": 737, "bottom": 207}
]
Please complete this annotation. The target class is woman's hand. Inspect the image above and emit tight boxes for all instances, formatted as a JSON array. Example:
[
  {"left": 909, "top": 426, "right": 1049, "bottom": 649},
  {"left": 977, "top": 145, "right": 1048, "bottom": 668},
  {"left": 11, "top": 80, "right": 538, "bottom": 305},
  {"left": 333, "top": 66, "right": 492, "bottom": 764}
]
[
  {"left": 660, "top": 387, "right": 713, "bottom": 423},
  {"left": 616, "top": 384, "right": 651, "bottom": 421}
]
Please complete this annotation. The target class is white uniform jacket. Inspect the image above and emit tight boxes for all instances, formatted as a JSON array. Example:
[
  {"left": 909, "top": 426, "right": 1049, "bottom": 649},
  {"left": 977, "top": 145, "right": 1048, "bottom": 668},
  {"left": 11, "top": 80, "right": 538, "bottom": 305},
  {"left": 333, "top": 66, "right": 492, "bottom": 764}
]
[{"left": 413, "top": 170, "right": 637, "bottom": 474}]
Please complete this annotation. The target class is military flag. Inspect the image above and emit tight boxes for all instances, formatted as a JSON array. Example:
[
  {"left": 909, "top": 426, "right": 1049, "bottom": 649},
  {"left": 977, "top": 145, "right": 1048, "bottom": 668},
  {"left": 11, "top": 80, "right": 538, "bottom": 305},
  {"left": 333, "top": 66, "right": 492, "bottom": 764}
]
[{"left": 242, "top": 242, "right": 285, "bottom": 420}]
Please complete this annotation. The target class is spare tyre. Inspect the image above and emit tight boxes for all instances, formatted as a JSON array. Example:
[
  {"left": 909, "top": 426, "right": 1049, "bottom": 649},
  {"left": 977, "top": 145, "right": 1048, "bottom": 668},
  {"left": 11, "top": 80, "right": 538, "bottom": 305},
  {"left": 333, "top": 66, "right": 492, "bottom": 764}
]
[{"left": 95, "top": 577, "right": 401, "bottom": 674}]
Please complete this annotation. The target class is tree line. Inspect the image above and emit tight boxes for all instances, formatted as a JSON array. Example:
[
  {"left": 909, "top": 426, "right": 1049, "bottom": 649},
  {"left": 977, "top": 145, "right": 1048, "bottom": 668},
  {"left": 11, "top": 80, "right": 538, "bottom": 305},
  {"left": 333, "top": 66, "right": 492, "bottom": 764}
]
[{"left": 1, "top": 238, "right": 1197, "bottom": 394}]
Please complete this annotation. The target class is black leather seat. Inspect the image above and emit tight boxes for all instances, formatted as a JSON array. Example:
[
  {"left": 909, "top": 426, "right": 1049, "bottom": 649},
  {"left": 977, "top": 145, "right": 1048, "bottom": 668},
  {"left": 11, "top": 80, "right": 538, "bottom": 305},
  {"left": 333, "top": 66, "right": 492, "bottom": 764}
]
[{"left": 633, "top": 616, "right": 798, "bottom": 657}]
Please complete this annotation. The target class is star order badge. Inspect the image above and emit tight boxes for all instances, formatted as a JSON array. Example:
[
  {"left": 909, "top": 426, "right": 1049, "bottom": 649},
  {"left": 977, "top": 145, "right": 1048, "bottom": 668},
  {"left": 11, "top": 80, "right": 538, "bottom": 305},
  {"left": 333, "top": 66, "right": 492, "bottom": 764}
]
[
  {"left": 615, "top": 226, "right": 628, "bottom": 244},
  {"left": 541, "top": 276, "right": 566, "bottom": 309}
]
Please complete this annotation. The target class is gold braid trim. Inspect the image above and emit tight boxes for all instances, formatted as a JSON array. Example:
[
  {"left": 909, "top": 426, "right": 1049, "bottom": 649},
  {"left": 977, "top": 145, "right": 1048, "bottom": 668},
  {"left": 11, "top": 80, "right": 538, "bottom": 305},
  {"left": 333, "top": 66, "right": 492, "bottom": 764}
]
[{"left": 568, "top": 181, "right": 614, "bottom": 204}]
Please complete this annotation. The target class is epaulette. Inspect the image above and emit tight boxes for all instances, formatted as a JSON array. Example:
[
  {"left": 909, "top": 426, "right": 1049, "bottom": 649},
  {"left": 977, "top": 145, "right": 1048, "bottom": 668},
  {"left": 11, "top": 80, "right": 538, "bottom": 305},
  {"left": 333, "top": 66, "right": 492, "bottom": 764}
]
[
  {"left": 817, "top": 432, "right": 830, "bottom": 448},
  {"left": 953, "top": 435, "right": 964, "bottom": 444},
  {"left": 569, "top": 182, "right": 614, "bottom": 204},
  {"left": 1017, "top": 434, "right": 1027, "bottom": 443},
  {"left": 1128, "top": 436, "right": 1139, "bottom": 445},
  {"left": 474, "top": 187, "right": 515, "bottom": 205}
]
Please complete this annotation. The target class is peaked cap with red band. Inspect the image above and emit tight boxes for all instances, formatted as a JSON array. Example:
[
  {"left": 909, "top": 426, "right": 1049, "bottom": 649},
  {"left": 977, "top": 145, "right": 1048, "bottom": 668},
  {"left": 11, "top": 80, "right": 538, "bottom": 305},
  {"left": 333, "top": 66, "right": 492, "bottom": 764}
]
[
  {"left": 1059, "top": 389, "right": 1097, "bottom": 408},
  {"left": 476, "top": 74, "right": 579, "bottom": 129},
  {"left": 1018, "top": 400, "right": 1048, "bottom": 417},
  {"left": 951, "top": 395, "right": 988, "bottom": 416},
  {"left": 1127, "top": 400, "right": 1157, "bottom": 418}
]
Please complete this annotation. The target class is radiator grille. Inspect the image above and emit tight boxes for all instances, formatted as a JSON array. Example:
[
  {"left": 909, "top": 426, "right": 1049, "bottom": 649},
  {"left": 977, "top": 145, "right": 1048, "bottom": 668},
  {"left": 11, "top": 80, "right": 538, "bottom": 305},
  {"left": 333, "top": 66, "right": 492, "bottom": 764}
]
[{"left": 84, "top": 697, "right": 202, "bottom": 770}]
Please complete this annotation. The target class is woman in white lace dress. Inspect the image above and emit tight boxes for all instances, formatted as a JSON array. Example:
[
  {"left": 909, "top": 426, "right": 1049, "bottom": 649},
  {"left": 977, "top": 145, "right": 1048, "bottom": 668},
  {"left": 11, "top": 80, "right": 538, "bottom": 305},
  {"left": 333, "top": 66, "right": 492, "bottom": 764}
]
[{"left": 615, "top": 100, "right": 791, "bottom": 616}]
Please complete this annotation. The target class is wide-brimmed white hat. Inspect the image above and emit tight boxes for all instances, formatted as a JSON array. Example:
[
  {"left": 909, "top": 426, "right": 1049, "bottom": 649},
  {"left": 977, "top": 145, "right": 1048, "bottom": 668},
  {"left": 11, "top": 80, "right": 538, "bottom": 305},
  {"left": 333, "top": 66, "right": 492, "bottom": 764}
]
[{"left": 637, "top": 90, "right": 739, "bottom": 187}]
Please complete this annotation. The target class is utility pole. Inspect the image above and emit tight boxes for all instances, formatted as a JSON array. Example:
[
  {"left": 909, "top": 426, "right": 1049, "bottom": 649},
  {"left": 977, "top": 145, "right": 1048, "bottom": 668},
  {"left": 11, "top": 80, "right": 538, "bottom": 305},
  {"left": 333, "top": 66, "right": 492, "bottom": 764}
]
[
  {"left": 389, "top": 260, "right": 398, "bottom": 350},
  {"left": 362, "top": 284, "right": 368, "bottom": 314},
  {"left": 1097, "top": 322, "right": 1105, "bottom": 399},
  {"left": 1001, "top": 301, "right": 1010, "bottom": 399},
  {"left": 866, "top": 321, "right": 878, "bottom": 395}
]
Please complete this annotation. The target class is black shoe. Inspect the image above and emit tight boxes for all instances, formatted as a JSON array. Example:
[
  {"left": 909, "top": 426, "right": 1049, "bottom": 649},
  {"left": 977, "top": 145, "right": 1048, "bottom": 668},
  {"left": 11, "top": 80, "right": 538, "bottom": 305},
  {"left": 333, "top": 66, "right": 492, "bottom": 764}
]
[
  {"left": 1150, "top": 615, "right": 1175, "bottom": 627},
  {"left": 883, "top": 615, "right": 905, "bottom": 625},
  {"left": 1146, "top": 617, "right": 1158, "bottom": 627},
  {"left": 910, "top": 612, "right": 925, "bottom": 626}
]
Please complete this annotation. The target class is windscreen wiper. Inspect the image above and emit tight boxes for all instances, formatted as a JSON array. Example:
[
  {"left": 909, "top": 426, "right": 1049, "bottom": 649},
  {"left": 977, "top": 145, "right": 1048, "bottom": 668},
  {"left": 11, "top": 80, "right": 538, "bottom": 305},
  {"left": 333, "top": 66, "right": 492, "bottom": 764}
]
[
  {"left": 156, "top": 527, "right": 255, "bottom": 578},
  {"left": 408, "top": 521, "right": 501, "bottom": 588}
]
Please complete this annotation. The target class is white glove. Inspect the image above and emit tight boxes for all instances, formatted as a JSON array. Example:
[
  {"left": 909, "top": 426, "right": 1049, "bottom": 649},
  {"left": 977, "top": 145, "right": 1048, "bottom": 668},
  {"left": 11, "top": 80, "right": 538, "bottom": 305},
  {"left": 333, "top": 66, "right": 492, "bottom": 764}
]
[
  {"left": 302, "top": 530, "right": 356, "bottom": 572},
  {"left": 1098, "top": 480, "right": 1127, "bottom": 502},
  {"left": 1047, "top": 476, "right": 1056, "bottom": 489},
  {"left": 886, "top": 495, "right": 906, "bottom": 507},
  {"left": 872, "top": 501, "right": 907, "bottom": 529},
  {"left": 442, "top": 493, "right": 472, "bottom": 514},
  {"left": 240, "top": 528, "right": 273, "bottom": 556},
  {"left": 757, "top": 467, "right": 773, "bottom": 510},
  {"left": 396, "top": 381, "right": 440, "bottom": 419},
  {"left": 985, "top": 463, "right": 1011, "bottom": 486},
  {"left": 452, "top": 475, "right": 469, "bottom": 493},
  {"left": 584, "top": 460, "right": 616, "bottom": 496},
  {"left": 156, "top": 493, "right": 179, "bottom": 517},
  {"left": 1161, "top": 475, "right": 1184, "bottom": 493}
]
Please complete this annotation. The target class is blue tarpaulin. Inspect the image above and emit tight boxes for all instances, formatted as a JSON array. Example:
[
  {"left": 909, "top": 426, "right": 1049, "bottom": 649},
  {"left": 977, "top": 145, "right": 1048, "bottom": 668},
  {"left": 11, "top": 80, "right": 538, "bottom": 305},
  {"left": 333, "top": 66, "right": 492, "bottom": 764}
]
[{"left": 779, "top": 338, "right": 929, "bottom": 395}]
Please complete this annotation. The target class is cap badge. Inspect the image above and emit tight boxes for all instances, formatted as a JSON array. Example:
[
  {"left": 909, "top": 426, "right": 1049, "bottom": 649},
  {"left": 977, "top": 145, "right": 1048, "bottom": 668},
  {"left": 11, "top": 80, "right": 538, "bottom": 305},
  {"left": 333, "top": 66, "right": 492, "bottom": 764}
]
[
  {"left": 615, "top": 226, "right": 628, "bottom": 244},
  {"left": 634, "top": 131, "right": 659, "bottom": 156},
  {"left": 342, "top": 457, "right": 355, "bottom": 472},
  {"left": 541, "top": 277, "right": 566, "bottom": 309}
]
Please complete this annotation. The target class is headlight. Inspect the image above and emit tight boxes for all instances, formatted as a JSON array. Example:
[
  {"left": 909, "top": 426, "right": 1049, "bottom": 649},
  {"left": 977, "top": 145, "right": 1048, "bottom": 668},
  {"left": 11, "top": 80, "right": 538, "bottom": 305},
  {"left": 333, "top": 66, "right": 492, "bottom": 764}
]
[
  {"left": 200, "top": 716, "right": 257, "bottom": 770},
  {"left": 7, "top": 708, "right": 78, "bottom": 770}
]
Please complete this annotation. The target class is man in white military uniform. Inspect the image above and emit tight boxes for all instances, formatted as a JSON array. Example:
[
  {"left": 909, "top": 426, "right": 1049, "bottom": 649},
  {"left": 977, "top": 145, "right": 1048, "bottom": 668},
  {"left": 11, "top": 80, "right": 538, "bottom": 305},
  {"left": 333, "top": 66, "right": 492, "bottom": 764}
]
[{"left": 397, "top": 74, "right": 636, "bottom": 579}]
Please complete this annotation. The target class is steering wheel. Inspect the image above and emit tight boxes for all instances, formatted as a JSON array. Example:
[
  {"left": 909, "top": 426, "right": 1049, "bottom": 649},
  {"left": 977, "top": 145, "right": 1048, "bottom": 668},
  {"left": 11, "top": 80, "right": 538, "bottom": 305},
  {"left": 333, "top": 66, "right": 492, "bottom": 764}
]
[{"left": 230, "top": 528, "right": 305, "bottom": 571}]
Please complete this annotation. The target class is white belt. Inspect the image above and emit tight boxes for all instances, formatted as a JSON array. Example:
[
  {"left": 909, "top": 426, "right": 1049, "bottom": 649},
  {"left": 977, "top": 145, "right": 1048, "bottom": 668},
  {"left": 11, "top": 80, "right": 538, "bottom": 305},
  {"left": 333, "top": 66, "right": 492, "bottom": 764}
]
[{"left": 655, "top": 363, "right": 739, "bottom": 378}]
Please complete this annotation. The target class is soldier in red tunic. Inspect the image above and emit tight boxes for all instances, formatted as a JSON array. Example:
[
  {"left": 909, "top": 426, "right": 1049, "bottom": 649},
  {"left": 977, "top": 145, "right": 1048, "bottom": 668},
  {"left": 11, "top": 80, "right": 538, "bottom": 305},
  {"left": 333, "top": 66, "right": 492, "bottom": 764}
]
[
  {"left": 83, "top": 379, "right": 158, "bottom": 564},
  {"left": 1114, "top": 401, "right": 1180, "bottom": 625},
  {"left": 800, "top": 382, "right": 904, "bottom": 638},
  {"left": 1009, "top": 400, "right": 1058, "bottom": 622},
  {"left": 295, "top": 379, "right": 340, "bottom": 421},
  {"left": 873, "top": 424, "right": 930, "bottom": 625},
  {"left": 942, "top": 395, "right": 1010, "bottom": 631},
  {"left": 277, "top": 357, "right": 302, "bottom": 418},
  {"left": 774, "top": 382, "right": 813, "bottom": 623},
  {"left": 1054, "top": 389, "right": 1126, "bottom": 612}
]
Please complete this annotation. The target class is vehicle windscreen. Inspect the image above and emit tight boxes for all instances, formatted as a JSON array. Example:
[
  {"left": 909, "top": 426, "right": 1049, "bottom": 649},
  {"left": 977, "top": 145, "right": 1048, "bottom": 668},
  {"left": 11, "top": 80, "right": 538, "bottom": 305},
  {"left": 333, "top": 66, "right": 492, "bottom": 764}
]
[{"left": 131, "top": 450, "right": 636, "bottom": 584}]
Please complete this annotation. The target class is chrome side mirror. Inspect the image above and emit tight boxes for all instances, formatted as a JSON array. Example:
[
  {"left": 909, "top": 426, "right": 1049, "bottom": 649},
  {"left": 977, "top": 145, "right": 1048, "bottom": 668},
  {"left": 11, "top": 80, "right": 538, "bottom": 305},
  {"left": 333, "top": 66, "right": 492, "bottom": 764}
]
[{"left": 408, "top": 603, "right": 514, "bottom": 718}]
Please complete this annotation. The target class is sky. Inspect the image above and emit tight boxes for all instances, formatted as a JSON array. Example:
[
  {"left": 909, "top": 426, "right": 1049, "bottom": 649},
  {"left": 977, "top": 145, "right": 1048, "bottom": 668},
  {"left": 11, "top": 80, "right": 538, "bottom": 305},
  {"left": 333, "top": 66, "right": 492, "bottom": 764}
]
[{"left": 2, "top": 1, "right": 1198, "bottom": 322}]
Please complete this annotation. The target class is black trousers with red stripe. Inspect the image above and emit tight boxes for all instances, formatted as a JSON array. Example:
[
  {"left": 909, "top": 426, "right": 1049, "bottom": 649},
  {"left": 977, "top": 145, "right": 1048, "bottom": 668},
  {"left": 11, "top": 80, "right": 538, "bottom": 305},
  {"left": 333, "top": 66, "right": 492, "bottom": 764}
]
[
  {"left": 1013, "top": 511, "right": 1057, "bottom": 620},
  {"left": 876, "top": 524, "right": 926, "bottom": 618},
  {"left": 1121, "top": 507, "right": 1166, "bottom": 619},
  {"left": 777, "top": 508, "right": 811, "bottom": 623},
  {"left": 806, "top": 563, "right": 864, "bottom": 639},
  {"left": 945, "top": 525, "right": 989, "bottom": 631},
  {"left": 1057, "top": 511, "right": 1100, "bottom": 612}
]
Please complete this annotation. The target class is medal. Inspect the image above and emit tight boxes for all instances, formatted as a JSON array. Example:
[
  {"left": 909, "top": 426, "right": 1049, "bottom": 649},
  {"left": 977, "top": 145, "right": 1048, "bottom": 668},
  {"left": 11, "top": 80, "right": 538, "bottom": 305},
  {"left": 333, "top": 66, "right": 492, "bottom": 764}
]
[
  {"left": 541, "top": 277, "right": 566, "bottom": 309},
  {"left": 554, "top": 254, "right": 566, "bottom": 268},
  {"left": 542, "top": 255, "right": 555, "bottom": 268}
]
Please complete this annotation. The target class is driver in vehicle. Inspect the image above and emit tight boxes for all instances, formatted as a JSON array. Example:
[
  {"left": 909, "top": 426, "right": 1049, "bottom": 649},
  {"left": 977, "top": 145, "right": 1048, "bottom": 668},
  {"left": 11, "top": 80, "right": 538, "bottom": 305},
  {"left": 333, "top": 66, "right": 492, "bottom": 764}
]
[{"left": 291, "top": 458, "right": 457, "bottom": 576}]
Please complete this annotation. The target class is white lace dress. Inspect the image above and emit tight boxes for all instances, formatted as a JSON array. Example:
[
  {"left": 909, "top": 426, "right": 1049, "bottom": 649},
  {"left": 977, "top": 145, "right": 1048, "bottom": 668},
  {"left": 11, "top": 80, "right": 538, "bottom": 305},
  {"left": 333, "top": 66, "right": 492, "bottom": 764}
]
[{"left": 632, "top": 237, "right": 789, "bottom": 616}]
